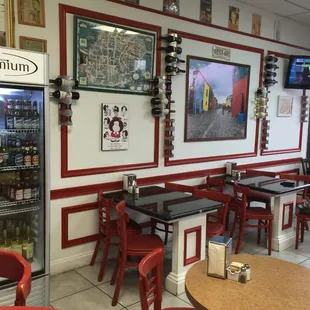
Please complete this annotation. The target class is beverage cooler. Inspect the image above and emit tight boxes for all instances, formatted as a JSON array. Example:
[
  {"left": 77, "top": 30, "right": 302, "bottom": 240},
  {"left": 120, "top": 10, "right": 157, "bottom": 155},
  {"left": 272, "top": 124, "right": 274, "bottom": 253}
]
[{"left": 0, "top": 47, "right": 50, "bottom": 306}]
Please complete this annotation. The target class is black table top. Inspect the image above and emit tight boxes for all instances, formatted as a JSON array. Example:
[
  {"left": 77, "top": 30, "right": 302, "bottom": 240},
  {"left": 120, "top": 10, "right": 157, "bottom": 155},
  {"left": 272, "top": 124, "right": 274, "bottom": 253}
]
[
  {"left": 236, "top": 176, "right": 310, "bottom": 195},
  {"left": 103, "top": 186, "right": 223, "bottom": 222}
]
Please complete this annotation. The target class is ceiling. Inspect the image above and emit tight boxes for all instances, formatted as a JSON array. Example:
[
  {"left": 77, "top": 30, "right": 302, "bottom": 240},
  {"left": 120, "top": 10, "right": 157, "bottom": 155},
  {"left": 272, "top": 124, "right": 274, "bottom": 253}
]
[{"left": 237, "top": 0, "right": 310, "bottom": 26}]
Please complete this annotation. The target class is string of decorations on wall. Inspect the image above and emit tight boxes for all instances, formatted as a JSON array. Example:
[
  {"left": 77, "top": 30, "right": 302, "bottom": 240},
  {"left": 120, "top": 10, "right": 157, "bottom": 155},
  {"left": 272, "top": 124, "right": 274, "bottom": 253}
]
[
  {"left": 301, "top": 95, "right": 309, "bottom": 123},
  {"left": 263, "top": 54, "right": 279, "bottom": 88},
  {"left": 50, "top": 76, "right": 80, "bottom": 126}
]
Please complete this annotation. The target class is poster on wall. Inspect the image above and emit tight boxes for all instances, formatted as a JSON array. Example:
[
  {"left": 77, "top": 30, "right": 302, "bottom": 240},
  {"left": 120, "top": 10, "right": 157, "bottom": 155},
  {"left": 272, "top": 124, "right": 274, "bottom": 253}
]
[
  {"left": 18, "top": 0, "right": 46, "bottom": 27},
  {"left": 184, "top": 56, "right": 250, "bottom": 142},
  {"left": 163, "top": 0, "right": 180, "bottom": 15},
  {"left": 101, "top": 103, "right": 129, "bottom": 151},
  {"left": 277, "top": 96, "right": 293, "bottom": 117},
  {"left": 228, "top": 6, "right": 239, "bottom": 31},
  {"left": 252, "top": 14, "right": 261, "bottom": 36},
  {"left": 200, "top": 0, "right": 212, "bottom": 24},
  {"left": 74, "top": 16, "right": 155, "bottom": 95}
]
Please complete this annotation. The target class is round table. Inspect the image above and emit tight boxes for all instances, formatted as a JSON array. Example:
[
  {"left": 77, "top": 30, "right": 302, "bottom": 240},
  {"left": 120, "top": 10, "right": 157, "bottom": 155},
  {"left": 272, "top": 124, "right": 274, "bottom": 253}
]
[{"left": 185, "top": 254, "right": 310, "bottom": 310}]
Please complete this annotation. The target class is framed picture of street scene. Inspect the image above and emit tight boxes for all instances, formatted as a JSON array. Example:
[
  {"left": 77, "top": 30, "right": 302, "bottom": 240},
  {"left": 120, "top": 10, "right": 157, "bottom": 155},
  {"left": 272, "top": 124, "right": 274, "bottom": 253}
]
[
  {"left": 74, "top": 16, "right": 156, "bottom": 95},
  {"left": 184, "top": 56, "right": 250, "bottom": 142}
]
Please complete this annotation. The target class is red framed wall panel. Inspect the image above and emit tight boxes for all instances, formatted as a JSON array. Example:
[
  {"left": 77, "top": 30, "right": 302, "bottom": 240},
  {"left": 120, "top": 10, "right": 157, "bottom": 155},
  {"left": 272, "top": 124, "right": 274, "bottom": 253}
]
[
  {"left": 183, "top": 226, "right": 202, "bottom": 266},
  {"left": 59, "top": 4, "right": 161, "bottom": 177},
  {"left": 282, "top": 202, "right": 294, "bottom": 230}
]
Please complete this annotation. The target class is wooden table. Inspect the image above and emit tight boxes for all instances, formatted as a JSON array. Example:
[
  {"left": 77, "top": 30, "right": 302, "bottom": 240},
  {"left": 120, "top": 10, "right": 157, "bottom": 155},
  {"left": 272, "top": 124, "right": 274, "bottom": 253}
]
[{"left": 185, "top": 254, "right": 310, "bottom": 310}]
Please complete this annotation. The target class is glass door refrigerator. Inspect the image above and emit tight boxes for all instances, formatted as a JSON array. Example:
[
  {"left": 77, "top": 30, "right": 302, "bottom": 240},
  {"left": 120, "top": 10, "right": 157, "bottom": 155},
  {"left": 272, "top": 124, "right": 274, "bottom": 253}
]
[{"left": 0, "top": 47, "right": 50, "bottom": 306}]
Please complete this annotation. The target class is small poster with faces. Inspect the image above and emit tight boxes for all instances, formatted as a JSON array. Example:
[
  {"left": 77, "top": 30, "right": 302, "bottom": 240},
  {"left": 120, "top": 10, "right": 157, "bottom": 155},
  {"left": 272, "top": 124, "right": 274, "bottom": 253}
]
[{"left": 101, "top": 103, "right": 129, "bottom": 151}]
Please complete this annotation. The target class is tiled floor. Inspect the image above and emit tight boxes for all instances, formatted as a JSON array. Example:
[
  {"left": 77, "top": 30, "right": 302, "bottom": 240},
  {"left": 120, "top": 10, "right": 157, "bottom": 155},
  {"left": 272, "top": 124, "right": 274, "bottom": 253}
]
[{"left": 50, "top": 229, "right": 310, "bottom": 310}]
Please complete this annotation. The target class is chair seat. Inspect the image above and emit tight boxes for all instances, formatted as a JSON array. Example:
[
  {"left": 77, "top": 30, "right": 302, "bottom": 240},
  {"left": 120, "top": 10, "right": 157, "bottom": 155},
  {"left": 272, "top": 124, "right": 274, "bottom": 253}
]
[
  {"left": 206, "top": 222, "right": 224, "bottom": 236},
  {"left": 101, "top": 219, "right": 141, "bottom": 236},
  {"left": 247, "top": 190, "right": 272, "bottom": 203},
  {"left": 296, "top": 197, "right": 306, "bottom": 206},
  {"left": 296, "top": 212, "right": 310, "bottom": 219},
  {"left": 246, "top": 207, "right": 273, "bottom": 220},
  {"left": 127, "top": 234, "right": 164, "bottom": 254}
]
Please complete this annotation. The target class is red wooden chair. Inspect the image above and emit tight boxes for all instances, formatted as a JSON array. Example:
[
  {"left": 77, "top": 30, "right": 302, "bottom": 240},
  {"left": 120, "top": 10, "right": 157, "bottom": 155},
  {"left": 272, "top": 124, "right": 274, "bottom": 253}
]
[
  {"left": 193, "top": 189, "right": 231, "bottom": 238},
  {"left": 296, "top": 212, "right": 310, "bottom": 249},
  {"left": 230, "top": 182, "right": 274, "bottom": 255},
  {"left": 110, "top": 201, "right": 164, "bottom": 306},
  {"left": 151, "top": 183, "right": 195, "bottom": 245},
  {"left": 90, "top": 193, "right": 141, "bottom": 282},
  {"left": 138, "top": 248, "right": 193, "bottom": 310},
  {"left": 0, "top": 251, "right": 32, "bottom": 306}
]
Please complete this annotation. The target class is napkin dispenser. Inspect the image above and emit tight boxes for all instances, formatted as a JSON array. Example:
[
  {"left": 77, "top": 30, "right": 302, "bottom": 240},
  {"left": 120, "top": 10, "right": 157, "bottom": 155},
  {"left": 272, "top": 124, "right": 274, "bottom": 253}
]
[
  {"left": 123, "top": 174, "right": 137, "bottom": 191},
  {"left": 207, "top": 236, "right": 232, "bottom": 279},
  {"left": 226, "top": 162, "right": 237, "bottom": 176}
]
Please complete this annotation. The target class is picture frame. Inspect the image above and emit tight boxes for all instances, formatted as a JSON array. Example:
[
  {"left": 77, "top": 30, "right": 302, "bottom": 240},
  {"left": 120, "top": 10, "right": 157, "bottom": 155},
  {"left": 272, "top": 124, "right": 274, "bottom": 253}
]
[
  {"left": 19, "top": 36, "right": 47, "bottom": 52},
  {"left": 277, "top": 96, "right": 293, "bottom": 117},
  {"left": 18, "top": 0, "right": 46, "bottom": 27},
  {"left": 184, "top": 55, "right": 251, "bottom": 142},
  {"left": 163, "top": 0, "right": 180, "bottom": 16},
  {"left": 74, "top": 16, "right": 156, "bottom": 95},
  {"left": 0, "top": 0, "right": 15, "bottom": 47}
]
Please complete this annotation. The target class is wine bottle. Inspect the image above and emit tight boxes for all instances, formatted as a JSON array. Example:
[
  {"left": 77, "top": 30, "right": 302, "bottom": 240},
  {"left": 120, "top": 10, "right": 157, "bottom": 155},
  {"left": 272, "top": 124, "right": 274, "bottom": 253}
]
[
  {"left": 160, "top": 34, "right": 182, "bottom": 44},
  {"left": 265, "top": 64, "right": 279, "bottom": 70},
  {"left": 22, "top": 226, "right": 34, "bottom": 263},
  {"left": 152, "top": 108, "right": 176, "bottom": 116},
  {"left": 165, "top": 55, "right": 185, "bottom": 64},
  {"left": 11, "top": 227, "right": 22, "bottom": 255},
  {"left": 0, "top": 230, "right": 11, "bottom": 251},
  {"left": 149, "top": 88, "right": 172, "bottom": 96},
  {"left": 151, "top": 98, "right": 175, "bottom": 105},
  {"left": 50, "top": 90, "right": 80, "bottom": 100},
  {"left": 165, "top": 66, "right": 186, "bottom": 75},
  {"left": 49, "top": 78, "right": 79, "bottom": 88},
  {"left": 160, "top": 46, "right": 182, "bottom": 54},
  {"left": 264, "top": 79, "right": 278, "bottom": 86},
  {"left": 148, "top": 77, "right": 172, "bottom": 86},
  {"left": 265, "top": 55, "right": 278, "bottom": 63}
]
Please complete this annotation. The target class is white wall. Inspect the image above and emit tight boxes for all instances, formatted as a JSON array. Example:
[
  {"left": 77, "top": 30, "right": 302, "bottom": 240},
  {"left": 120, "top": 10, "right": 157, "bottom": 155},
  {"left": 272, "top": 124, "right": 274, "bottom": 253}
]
[{"left": 13, "top": 0, "right": 310, "bottom": 274}]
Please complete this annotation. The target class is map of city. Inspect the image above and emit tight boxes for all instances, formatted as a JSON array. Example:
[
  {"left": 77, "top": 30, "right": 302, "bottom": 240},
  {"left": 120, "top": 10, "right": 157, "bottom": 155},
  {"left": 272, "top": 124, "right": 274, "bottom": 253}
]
[{"left": 74, "top": 16, "right": 155, "bottom": 94}]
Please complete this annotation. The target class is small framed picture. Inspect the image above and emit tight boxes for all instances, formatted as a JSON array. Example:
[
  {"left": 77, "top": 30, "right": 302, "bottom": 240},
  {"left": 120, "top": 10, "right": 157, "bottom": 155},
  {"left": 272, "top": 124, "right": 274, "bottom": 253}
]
[
  {"left": 278, "top": 96, "right": 293, "bottom": 117},
  {"left": 163, "top": 0, "right": 180, "bottom": 16},
  {"left": 19, "top": 36, "right": 47, "bottom": 52},
  {"left": 18, "top": 0, "right": 46, "bottom": 27}
]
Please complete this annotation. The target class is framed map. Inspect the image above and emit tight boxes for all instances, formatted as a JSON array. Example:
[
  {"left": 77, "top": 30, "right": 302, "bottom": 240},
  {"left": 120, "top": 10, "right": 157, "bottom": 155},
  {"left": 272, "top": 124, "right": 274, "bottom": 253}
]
[{"left": 74, "top": 16, "right": 156, "bottom": 95}]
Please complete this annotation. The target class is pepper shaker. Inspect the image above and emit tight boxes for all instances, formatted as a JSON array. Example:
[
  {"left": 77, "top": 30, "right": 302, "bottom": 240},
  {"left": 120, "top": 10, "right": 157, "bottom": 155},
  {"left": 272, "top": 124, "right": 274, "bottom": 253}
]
[
  {"left": 239, "top": 266, "right": 247, "bottom": 283},
  {"left": 245, "top": 264, "right": 251, "bottom": 281}
]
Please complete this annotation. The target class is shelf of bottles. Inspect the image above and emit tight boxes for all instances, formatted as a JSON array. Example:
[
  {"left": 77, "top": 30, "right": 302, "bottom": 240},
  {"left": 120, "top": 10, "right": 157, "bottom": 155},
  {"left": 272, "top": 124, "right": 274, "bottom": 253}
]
[
  {"left": 50, "top": 76, "right": 80, "bottom": 126},
  {"left": 264, "top": 54, "right": 279, "bottom": 88},
  {"left": 301, "top": 95, "right": 309, "bottom": 123}
]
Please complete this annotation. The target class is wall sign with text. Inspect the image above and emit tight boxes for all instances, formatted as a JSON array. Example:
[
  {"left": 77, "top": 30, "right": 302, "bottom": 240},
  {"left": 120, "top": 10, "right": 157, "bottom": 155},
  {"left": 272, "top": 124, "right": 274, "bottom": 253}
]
[{"left": 212, "top": 46, "right": 231, "bottom": 61}]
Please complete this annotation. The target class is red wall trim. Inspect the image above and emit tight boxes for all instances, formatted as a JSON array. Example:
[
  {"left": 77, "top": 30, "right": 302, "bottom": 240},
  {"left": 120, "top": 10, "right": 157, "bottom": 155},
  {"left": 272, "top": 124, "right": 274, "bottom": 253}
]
[
  {"left": 163, "top": 29, "right": 263, "bottom": 167},
  {"left": 61, "top": 202, "right": 98, "bottom": 249},
  {"left": 282, "top": 202, "right": 294, "bottom": 230},
  {"left": 261, "top": 51, "right": 303, "bottom": 156},
  {"left": 107, "top": 0, "right": 310, "bottom": 52},
  {"left": 183, "top": 226, "right": 202, "bottom": 266},
  {"left": 51, "top": 157, "right": 301, "bottom": 200},
  {"left": 59, "top": 4, "right": 160, "bottom": 177}
]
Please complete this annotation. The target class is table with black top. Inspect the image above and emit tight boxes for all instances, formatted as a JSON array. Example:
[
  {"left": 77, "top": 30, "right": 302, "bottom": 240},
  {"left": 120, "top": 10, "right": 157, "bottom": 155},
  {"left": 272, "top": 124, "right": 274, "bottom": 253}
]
[
  {"left": 237, "top": 176, "right": 310, "bottom": 251},
  {"left": 103, "top": 186, "right": 223, "bottom": 296}
]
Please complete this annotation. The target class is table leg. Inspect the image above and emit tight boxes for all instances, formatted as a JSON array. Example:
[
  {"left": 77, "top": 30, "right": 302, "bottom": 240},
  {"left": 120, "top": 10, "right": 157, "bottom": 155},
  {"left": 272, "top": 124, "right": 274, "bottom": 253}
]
[
  {"left": 272, "top": 193, "right": 296, "bottom": 251},
  {"left": 165, "top": 212, "right": 206, "bottom": 296}
]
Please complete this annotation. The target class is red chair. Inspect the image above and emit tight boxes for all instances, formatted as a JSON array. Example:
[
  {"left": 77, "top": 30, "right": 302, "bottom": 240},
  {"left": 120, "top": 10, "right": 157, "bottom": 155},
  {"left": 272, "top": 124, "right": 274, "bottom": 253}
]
[
  {"left": 138, "top": 248, "right": 193, "bottom": 310},
  {"left": 193, "top": 189, "right": 231, "bottom": 238},
  {"left": 230, "top": 183, "right": 274, "bottom": 255},
  {"left": 296, "top": 212, "right": 310, "bottom": 249},
  {"left": 110, "top": 201, "right": 164, "bottom": 306},
  {"left": 196, "top": 176, "right": 226, "bottom": 192},
  {"left": 0, "top": 251, "right": 31, "bottom": 306},
  {"left": 151, "top": 183, "right": 195, "bottom": 245},
  {"left": 246, "top": 169, "right": 279, "bottom": 178},
  {"left": 90, "top": 193, "right": 141, "bottom": 282}
]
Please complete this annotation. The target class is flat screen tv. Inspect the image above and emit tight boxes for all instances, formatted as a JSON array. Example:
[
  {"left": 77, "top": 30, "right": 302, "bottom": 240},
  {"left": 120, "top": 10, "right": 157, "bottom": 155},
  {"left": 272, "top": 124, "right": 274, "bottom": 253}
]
[{"left": 285, "top": 55, "right": 310, "bottom": 89}]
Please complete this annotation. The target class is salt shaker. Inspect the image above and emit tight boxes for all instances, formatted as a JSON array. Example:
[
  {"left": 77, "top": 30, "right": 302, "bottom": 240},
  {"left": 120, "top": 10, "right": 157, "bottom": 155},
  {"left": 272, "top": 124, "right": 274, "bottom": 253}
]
[
  {"left": 239, "top": 266, "right": 247, "bottom": 283},
  {"left": 245, "top": 264, "right": 251, "bottom": 281}
]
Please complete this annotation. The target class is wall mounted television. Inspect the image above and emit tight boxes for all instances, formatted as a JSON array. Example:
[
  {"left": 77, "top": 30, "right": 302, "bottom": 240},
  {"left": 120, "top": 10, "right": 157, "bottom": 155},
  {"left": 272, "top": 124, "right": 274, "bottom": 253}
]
[{"left": 284, "top": 55, "right": 310, "bottom": 89}]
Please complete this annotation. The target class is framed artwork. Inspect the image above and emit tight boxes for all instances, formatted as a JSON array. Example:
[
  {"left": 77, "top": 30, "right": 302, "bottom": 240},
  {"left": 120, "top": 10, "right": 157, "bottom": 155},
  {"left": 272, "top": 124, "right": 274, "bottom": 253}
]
[
  {"left": 278, "top": 96, "right": 293, "bottom": 117},
  {"left": 101, "top": 103, "right": 129, "bottom": 151},
  {"left": 228, "top": 6, "right": 239, "bottom": 31},
  {"left": 74, "top": 16, "right": 155, "bottom": 95},
  {"left": 19, "top": 36, "right": 47, "bottom": 52},
  {"left": 0, "top": 0, "right": 15, "bottom": 47},
  {"left": 200, "top": 0, "right": 212, "bottom": 24},
  {"left": 184, "top": 56, "right": 250, "bottom": 142},
  {"left": 163, "top": 0, "right": 179, "bottom": 16},
  {"left": 252, "top": 14, "right": 261, "bottom": 36},
  {"left": 18, "top": 0, "right": 45, "bottom": 27}
]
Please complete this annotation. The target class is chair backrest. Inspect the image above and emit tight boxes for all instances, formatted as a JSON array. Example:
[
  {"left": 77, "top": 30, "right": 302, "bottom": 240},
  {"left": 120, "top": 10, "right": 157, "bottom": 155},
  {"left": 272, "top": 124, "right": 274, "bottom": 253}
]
[
  {"left": 193, "top": 189, "right": 231, "bottom": 227},
  {"left": 165, "top": 182, "right": 194, "bottom": 194},
  {"left": 115, "top": 200, "right": 128, "bottom": 256},
  {"left": 301, "top": 158, "right": 310, "bottom": 176},
  {"left": 206, "top": 176, "right": 226, "bottom": 192},
  {"left": 138, "top": 248, "right": 164, "bottom": 310},
  {"left": 279, "top": 173, "right": 310, "bottom": 199},
  {"left": 98, "top": 193, "right": 115, "bottom": 237},
  {"left": 233, "top": 182, "right": 249, "bottom": 218},
  {"left": 246, "top": 169, "right": 278, "bottom": 177},
  {"left": 0, "top": 251, "right": 32, "bottom": 306}
]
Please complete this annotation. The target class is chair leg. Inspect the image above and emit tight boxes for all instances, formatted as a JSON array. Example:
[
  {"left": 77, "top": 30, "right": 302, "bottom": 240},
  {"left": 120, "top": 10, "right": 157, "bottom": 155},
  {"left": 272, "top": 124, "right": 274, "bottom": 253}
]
[
  {"left": 98, "top": 238, "right": 110, "bottom": 282},
  {"left": 306, "top": 221, "right": 309, "bottom": 231},
  {"left": 90, "top": 237, "right": 101, "bottom": 266},
  {"left": 301, "top": 221, "right": 305, "bottom": 243},
  {"left": 235, "top": 219, "right": 245, "bottom": 254},
  {"left": 225, "top": 211, "right": 230, "bottom": 231},
  {"left": 268, "top": 220, "right": 272, "bottom": 256},
  {"left": 296, "top": 217, "right": 300, "bottom": 250},
  {"left": 164, "top": 224, "right": 169, "bottom": 245},
  {"left": 110, "top": 250, "right": 121, "bottom": 285},
  {"left": 151, "top": 218, "right": 156, "bottom": 235},
  {"left": 111, "top": 259, "right": 126, "bottom": 306},
  {"left": 257, "top": 221, "right": 261, "bottom": 245},
  {"left": 230, "top": 212, "right": 237, "bottom": 238}
]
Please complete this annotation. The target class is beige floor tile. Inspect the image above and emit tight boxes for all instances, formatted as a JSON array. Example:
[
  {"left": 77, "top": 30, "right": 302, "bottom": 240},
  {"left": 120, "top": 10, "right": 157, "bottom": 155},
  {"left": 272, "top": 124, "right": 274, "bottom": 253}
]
[
  {"left": 50, "top": 270, "right": 93, "bottom": 302},
  {"left": 300, "top": 258, "right": 310, "bottom": 268},
  {"left": 51, "top": 287, "right": 122, "bottom": 310},
  {"left": 256, "top": 249, "right": 308, "bottom": 264},
  {"left": 178, "top": 292, "right": 193, "bottom": 306}
]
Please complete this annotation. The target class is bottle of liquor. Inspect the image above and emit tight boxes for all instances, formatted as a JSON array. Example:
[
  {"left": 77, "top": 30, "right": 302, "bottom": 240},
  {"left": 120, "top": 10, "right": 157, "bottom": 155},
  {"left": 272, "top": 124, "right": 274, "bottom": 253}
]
[
  {"left": 151, "top": 98, "right": 175, "bottom": 105},
  {"left": 31, "top": 170, "right": 39, "bottom": 199},
  {"left": 165, "top": 55, "right": 185, "bottom": 64},
  {"left": 23, "top": 100, "right": 32, "bottom": 129},
  {"left": 149, "top": 88, "right": 172, "bottom": 96},
  {"left": 14, "top": 146, "right": 24, "bottom": 166},
  {"left": 15, "top": 177, "right": 23, "bottom": 201},
  {"left": 23, "top": 176, "right": 31, "bottom": 200},
  {"left": 13, "top": 100, "right": 24, "bottom": 130},
  {"left": 5, "top": 219, "right": 12, "bottom": 240},
  {"left": 50, "top": 90, "right": 80, "bottom": 100},
  {"left": 5, "top": 100, "right": 14, "bottom": 129},
  {"left": 160, "top": 46, "right": 182, "bottom": 54},
  {"left": 265, "top": 63, "right": 279, "bottom": 70},
  {"left": 11, "top": 227, "right": 22, "bottom": 255},
  {"left": 50, "top": 77, "right": 79, "bottom": 88},
  {"left": 165, "top": 66, "right": 186, "bottom": 75},
  {"left": 31, "top": 142, "right": 39, "bottom": 166},
  {"left": 152, "top": 108, "right": 176, "bottom": 116},
  {"left": 0, "top": 230, "right": 11, "bottom": 251},
  {"left": 2, "top": 136, "right": 8, "bottom": 167},
  {"left": 148, "top": 77, "right": 172, "bottom": 86},
  {"left": 22, "top": 226, "right": 34, "bottom": 263},
  {"left": 8, "top": 136, "right": 16, "bottom": 167},
  {"left": 160, "top": 34, "right": 182, "bottom": 44},
  {"left": 23, "top": 143, "right": 32, "bottom": 166},
  {"left": 32, "top": 101, "right": 40, "bottom": 129}
]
